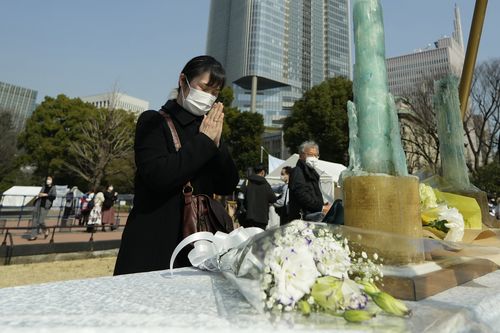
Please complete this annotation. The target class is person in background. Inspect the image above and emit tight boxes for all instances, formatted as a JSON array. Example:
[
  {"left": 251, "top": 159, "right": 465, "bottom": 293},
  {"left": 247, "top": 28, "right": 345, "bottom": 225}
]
[
  {"left": 288, "top": 141, "right": 331, "bottom": 222},
  {"left": 87, "top": 191, "right": 104, "bottom": 233},
  {"left": 78, "top": 191, "right": 94, "bottom": 226},
  {"left": 61, "top": 186, "right": 78, "bottom": 230},
  {"left": 29, "top": 176, "right": 57, "bottom": 241},
  {"left": 496, "top": 197, "right": 500, "bottom": 220},
  {"left": 274, "top": 166, "right": 293, "bottom": 225},
  {"left": 102, "top": 185, "right": 118, "bottom": 231},
  {"left": 239, "top": 164, "right": 277, "bottom": 228}
]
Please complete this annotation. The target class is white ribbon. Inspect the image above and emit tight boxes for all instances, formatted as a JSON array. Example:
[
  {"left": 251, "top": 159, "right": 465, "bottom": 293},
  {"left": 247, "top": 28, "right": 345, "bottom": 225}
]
[{"left": 169, "top": 227, "right": 264, "bottom": 275}]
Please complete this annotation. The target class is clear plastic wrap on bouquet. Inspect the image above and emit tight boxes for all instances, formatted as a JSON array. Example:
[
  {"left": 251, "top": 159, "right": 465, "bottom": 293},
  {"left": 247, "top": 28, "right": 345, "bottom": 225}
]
[
  {"left": 170, "top": 220, "right": 500, "bottom": 329},
  {"left": 170, "top": 221, "right": 414, "bottom": 321}
]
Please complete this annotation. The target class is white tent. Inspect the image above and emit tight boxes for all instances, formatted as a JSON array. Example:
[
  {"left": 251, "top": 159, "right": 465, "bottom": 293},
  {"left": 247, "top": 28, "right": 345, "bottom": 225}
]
[
  {"left": 268, "top": 154, "right": 286, "bottom": 174},
  {"left": 52, "top": 186, "right": 85, "bottom": 209},
  {"left": 1, "top": 185, "right": 84, "bottom": 208},
  {"left": 266, "top": 154, "right": 347, "bottom": 202},
  {"left": 0, "top": 186, "right": 42, "bottom": 207}
]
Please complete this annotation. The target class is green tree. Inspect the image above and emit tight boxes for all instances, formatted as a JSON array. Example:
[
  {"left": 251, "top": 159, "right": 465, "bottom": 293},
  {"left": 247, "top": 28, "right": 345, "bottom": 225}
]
[
  {"left": 17, "top": 94, "right": 136, "bottom": 191},
  {"left": 472, "top": 161, "right": 500, "bottom": 195},
  {"left": 217, "top": 86, "right": 234, "bottom": 107},
  {"left": 17, "top": 94, "right": 95, "bottom": 188},
  {"left": 103, "top": 151, "right": 136, "bottom": 193},
  {"left": 225, "top": 111, "right": 264, "bottom": 176},
  {"left": 283, "top": 77, "right": 352, "bottom": 164},
  {"left": 219, "top": 87, "right": 264, "bottom": 176}
]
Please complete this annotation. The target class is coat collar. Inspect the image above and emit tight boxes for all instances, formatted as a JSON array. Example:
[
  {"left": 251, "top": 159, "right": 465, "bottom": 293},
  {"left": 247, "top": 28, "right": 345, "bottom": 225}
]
[
  {"left": 296, "top": 159, "right": 320, "bottom": 181},
  {"left": 160, "top": 99, "right": 202, "bottom": 126}
]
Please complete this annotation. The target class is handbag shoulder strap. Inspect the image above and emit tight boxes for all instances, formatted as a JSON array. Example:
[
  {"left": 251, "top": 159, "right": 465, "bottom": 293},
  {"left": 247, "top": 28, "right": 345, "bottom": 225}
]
[
  {"left": 159, "top": 110, "right": 193, "bottom": 193},
  {"left": 159, "top": 110, "right": 181, "bottom": 152}
]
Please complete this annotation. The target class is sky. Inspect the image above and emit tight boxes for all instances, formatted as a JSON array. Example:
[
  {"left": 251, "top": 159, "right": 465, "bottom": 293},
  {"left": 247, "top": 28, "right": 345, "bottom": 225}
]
[{"left": 1, "top": 1, "right": 499, "bottom": 109}]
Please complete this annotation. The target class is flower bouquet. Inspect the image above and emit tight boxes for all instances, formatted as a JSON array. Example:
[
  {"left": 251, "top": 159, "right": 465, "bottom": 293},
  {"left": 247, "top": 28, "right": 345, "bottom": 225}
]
[
  {"left": 419, "top": 183, "right": 465, "bottom": 242},
  {"left": 170, "top": 221, "right": 411, "bottom": 323}
]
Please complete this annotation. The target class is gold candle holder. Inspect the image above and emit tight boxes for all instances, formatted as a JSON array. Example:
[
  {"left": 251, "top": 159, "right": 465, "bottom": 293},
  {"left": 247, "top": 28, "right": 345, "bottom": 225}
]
[{"left": 343, "top": 175, "right": 425, "bottom": 265}]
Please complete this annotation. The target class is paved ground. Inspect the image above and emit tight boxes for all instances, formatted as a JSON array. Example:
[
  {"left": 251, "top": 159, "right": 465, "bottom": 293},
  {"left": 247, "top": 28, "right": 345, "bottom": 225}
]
[
  {"left": 2, "top": 215, "right": 126, "bottom": 246},
  {"left": 0, "top": 215, "right": 123, "bottom": 288}
]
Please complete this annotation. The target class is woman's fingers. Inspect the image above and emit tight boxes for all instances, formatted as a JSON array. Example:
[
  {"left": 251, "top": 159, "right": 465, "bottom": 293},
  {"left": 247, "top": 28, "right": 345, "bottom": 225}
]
[
  {"left": 200, "top": 102, "right": 224, "bottom": 144},
  {"left": 207, "top": 102, "right": 221, "bottom": 121},
  {"left": 214, "top": 102, "right": 224, "bottom": 122}
]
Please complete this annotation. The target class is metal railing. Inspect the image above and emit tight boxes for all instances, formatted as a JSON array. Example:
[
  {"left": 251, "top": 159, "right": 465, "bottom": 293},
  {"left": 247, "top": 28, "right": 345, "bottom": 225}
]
[
  {"left": 0, "top": 193, "right": 133, "bottom": 226},
  {"left": 0, "top": 193, "right": 133, "bottom": 264}
]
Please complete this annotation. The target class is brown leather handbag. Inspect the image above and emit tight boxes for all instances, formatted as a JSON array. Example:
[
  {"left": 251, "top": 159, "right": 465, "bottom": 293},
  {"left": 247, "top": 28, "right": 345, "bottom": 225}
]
[{"left": 159, "top": 111, "right": 234, "bottom": 238}]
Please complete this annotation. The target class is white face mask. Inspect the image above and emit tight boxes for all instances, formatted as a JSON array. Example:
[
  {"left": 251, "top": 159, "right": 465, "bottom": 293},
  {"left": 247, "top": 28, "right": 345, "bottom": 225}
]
[
  {"left": 181, "top": 77, "right": 217, "bottom": 116},
  {"left": 305, "top": 156, "right": 319, "bottom": 168}
]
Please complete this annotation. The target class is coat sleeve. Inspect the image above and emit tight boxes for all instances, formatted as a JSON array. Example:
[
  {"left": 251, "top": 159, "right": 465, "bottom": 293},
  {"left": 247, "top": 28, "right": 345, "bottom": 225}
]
[
  {"left": 48, "top": 187, "right": 57, "bottom": 202},
  {"left": 135, "top": 111, "right": 219, "bottom": 193},
  {"left": 211, "top": 142, "right": 239, "bottom": 195},
  {"left": 289, "top": 168, "right": 323, "bottom": 213},
  {"left": 274, "top": 184, "right": 287, "bottom": 208},
  {"left": 267, "top": 183, "right": 278, "bottom": 204}
]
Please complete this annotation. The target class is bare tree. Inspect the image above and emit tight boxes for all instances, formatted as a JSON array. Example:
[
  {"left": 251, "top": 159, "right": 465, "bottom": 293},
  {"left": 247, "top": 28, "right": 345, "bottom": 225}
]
[
  {"left": 398, "top": 77, "right": 441, "bottom": 174},
  {"left": 66, "top": 89, "right": 135, "bottom": 190},
  {"left": 464, "top": 58, "right": 500, "bottom": 175},
  {"left": 398, "top": 60, "right": 500, "bottom": 175}
]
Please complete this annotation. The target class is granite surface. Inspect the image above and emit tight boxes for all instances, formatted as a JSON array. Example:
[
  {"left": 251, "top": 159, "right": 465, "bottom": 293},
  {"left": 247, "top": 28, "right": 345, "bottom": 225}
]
[{"left": 0, "top": 267, "right": 499, "bottom": 333}]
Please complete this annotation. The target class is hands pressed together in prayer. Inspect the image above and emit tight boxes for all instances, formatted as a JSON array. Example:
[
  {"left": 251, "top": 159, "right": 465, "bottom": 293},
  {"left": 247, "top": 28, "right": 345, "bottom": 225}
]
[{"left": 199, "top": 102, "right": 224, "bottom": 147}]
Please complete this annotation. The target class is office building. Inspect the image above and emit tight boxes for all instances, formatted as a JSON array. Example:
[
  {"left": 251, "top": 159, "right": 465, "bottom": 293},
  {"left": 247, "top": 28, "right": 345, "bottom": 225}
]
[
  {"left": 81, "top": 92, "right": 149, "bottom": 115},
  {"left": 386, "top": 5, "right": 465, "bottom": 97},
  {"left": 207, "top": 0, "right": 351, "bottom": 126},
  {"left": 0, "top": 81, "right": 38, "bottom": 131}
]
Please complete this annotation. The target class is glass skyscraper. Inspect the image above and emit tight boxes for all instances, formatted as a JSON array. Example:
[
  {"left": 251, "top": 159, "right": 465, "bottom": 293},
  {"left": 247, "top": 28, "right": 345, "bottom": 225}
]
[
  {"left": 207, "top": 0, "right": 351, "bottom": 126},
  {"left": 0, "top": 81, "right": 38, "bottom": 131}
]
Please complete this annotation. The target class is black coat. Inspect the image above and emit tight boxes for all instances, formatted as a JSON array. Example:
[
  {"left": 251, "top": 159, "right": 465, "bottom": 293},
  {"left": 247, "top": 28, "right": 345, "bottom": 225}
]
[
  {"left": 103, "top": 191, "right": 117, "bottom": 210},
  {"left": 36, "top": 185, "right": 56, "bottom": 210},
  {"left": 288, "top": 159, "right": 323, "bottom": 221},
  {"left": 114, "top": 100, "right": 239, "bottom": 275},
  {"left": 240, "top": 174, "right": 277, "bottom": 227}
]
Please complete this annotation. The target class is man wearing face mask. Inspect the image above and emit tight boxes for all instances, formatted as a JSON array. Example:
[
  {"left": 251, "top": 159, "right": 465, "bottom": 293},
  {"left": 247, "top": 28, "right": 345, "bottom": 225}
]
[
  {"left": 288, "top": 141, "right": 331, "bottom": 222},
  {"left": 114, "top": 56, "right": 239, "bottom": 275}
]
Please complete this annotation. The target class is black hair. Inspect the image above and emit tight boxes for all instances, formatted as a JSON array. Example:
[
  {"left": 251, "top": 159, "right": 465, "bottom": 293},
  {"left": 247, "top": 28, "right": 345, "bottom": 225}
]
[
  {"left": 281, "top": 166, "right": 293, "bottom": 175},
  {"left": 180, "top": 55, "right": 225, "bottom": 89},
  {"left": 253, "top": 164, "right": 266, "bottom": 175}
]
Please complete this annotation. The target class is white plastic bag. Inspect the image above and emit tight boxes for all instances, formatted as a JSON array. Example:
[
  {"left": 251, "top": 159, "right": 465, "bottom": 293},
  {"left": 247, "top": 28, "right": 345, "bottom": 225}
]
[{"left": 267, "top": 206, "right": 280, "bottom": 229}]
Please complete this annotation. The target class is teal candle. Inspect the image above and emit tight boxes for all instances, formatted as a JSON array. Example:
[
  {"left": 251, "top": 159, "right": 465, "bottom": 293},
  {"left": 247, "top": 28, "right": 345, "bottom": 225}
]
[
  {"left": 348, "top": 0, "right": 408, "bottom": 176},
  {"left": 434, "top": 75, "right": 471, "bottom": 190}
]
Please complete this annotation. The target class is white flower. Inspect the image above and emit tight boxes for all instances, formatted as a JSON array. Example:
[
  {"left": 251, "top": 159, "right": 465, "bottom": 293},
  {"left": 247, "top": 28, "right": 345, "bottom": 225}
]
[
  {"left": 341, "top": 279, "right": 368, "bottom": 310},
  {"left": 312, "top": 238, "right": 351, "bottom": 278},
  {"left": 419, "top": 184, "right": 438, "bottom": 209},
  {"left": 274, "top": 246, "right": 320, "bottom": 306},
  {"left": 439, "top": 207, "right": 465, "bottom": 242}
]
